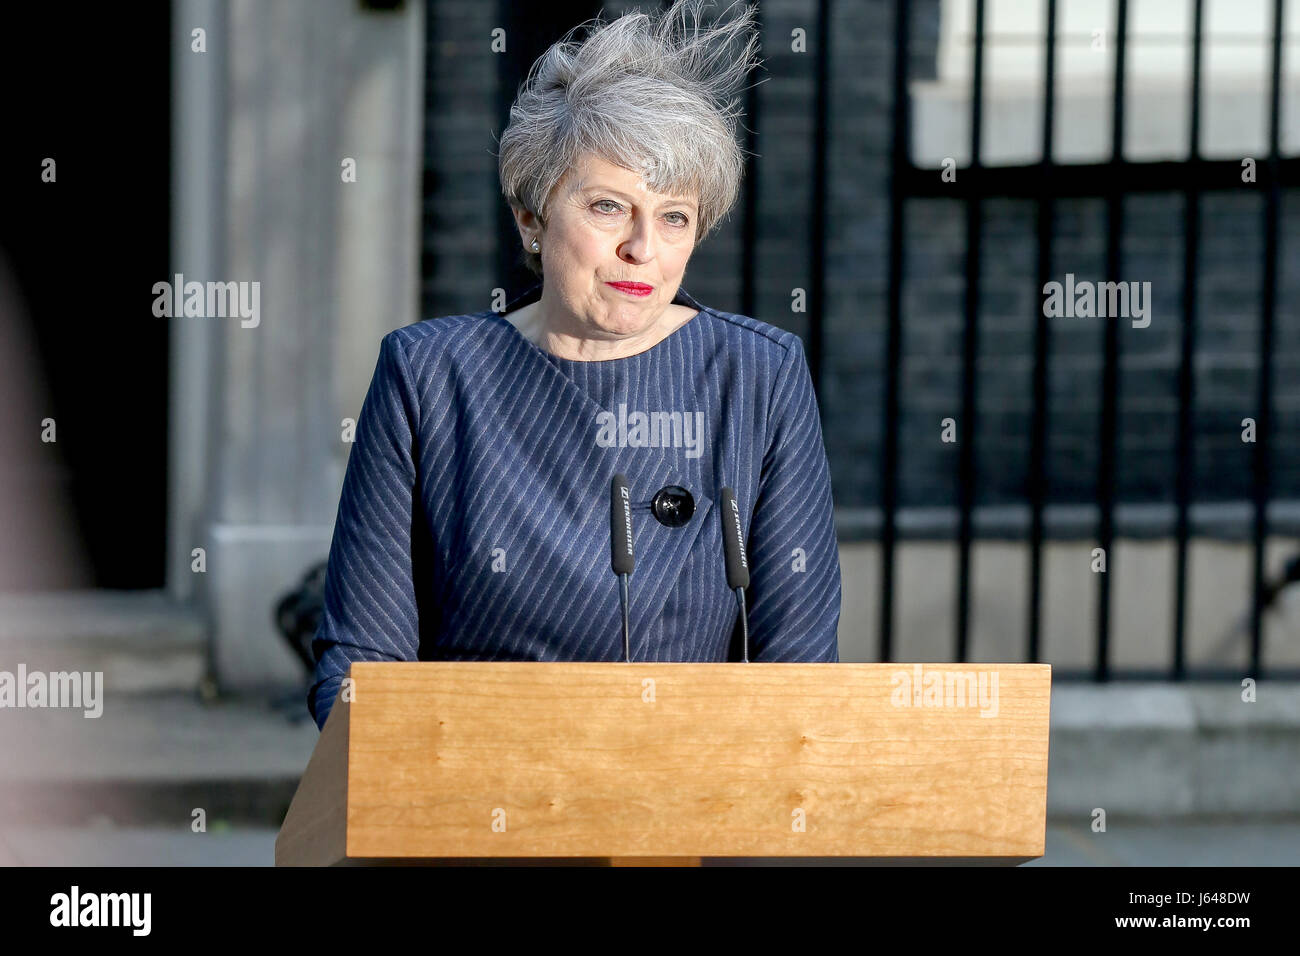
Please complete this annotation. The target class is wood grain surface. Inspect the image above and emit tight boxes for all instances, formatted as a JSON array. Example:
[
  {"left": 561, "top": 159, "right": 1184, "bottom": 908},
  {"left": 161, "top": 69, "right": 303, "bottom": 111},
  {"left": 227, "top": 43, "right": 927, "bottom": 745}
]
[{"left": 280, "top": 662, "right": 1050, "bottom": 863}]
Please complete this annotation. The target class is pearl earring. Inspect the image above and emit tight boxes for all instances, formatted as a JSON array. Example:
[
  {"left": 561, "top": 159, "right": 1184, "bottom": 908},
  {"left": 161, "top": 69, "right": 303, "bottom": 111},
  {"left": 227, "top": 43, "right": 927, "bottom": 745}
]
[{"left": 530, "top": 239, "right": 540, "bottom": 252}]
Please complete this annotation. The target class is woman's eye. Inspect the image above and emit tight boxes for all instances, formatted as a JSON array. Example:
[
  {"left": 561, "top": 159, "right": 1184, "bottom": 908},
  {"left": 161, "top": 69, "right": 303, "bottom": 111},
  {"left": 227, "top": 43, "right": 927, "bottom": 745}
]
[{"left": 593, "top": 201, "right": 688, "bottom": 227}]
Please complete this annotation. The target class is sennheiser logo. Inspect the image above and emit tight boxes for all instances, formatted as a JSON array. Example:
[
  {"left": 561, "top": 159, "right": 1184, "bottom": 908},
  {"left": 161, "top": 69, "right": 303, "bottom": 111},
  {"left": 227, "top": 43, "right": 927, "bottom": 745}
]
[
  {"left": 729, "top": 498, "right": 747, "bottom": 570},
  {"left": 50, "top": 886, "right": 151, "bottom": 936},
  {"left": 620, "top": 487, "right": 633, "bottom": 557}
]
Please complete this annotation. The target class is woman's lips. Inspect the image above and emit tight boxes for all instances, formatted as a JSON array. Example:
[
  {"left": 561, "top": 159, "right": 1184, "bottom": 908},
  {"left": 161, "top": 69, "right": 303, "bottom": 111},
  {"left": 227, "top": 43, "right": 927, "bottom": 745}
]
[{"left": 606, "top": 281, "right": 654, "bottom": 297}]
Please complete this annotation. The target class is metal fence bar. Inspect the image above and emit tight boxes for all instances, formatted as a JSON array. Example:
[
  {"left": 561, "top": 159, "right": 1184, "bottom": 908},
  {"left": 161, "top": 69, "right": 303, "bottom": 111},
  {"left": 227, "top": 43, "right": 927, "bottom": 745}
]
[
  {"left": 956, "top": 0, "right": 987, "bottom": 663},
  {"left": 1172, "top": 0, "right": 1205, "bottom": 681},
  {"left": 493, "top": 0, "right": 603, "bottom": 297},
  {"left": 1095, "top": 0, "right": 1129, "bottom": 682},
  {"left": 878, "top": 0, "right": 910, "bottom": 662},
  {"left": 740, "top": 20, "right": 761, "bottom": 321},
  {"left": 1249, "top": 0, "right": 1285, "bottom": 678},
  {"left": 809, "top": 0, "right": 831, "bottom": 407},
  {"left": 1028, "top": 0, "right": 1058, "bottom": 665}
]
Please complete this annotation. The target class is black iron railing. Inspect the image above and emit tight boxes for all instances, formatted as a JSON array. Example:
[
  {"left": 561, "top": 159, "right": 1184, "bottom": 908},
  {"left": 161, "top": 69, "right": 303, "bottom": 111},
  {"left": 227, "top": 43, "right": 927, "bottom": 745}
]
[{"left": 833, "top": 0, "right": 1291, "bottom": 679}]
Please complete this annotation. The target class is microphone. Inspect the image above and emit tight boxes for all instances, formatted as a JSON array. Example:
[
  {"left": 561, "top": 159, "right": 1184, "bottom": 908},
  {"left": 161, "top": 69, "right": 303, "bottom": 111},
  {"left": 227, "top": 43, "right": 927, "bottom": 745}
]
[
  {"left": 609, "top": 473, "right": 635, "bottom": 662},
  {"left": 718, "top": 487, "right": 751, "bottom": 662}
]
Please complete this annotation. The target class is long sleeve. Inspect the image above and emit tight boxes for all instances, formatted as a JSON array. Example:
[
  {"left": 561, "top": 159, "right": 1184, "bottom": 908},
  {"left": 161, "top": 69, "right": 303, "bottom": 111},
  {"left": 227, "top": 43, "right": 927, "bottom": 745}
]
[
  {"left": 308, "top": 331, "right": 423, "bottom": 731},
  {"left": 743, "top": 335, "right": 841, "bottom": 661}
]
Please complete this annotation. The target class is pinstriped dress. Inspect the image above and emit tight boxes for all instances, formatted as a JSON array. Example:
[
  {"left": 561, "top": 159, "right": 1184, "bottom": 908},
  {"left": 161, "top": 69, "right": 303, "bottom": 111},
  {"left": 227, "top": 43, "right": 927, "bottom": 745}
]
[{"left": 308, "top": 282, "right": 841, "bottom": 730}]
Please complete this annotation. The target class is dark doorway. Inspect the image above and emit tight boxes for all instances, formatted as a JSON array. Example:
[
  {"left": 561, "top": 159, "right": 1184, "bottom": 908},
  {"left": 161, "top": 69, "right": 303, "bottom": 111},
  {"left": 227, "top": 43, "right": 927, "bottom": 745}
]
[{"left": 0, "top": 6, "right": 172, "bottom": 589}]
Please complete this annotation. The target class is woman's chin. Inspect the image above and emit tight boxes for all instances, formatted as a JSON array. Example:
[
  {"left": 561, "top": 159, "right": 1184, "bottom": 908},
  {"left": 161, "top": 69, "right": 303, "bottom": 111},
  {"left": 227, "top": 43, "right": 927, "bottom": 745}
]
[{"left": 592, "top": 308, "right": 653, "bottom": 337}]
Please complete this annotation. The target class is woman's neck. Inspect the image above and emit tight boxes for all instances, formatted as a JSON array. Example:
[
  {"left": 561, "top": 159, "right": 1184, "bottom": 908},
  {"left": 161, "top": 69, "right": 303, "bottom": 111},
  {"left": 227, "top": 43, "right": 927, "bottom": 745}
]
[{"left": 505, "top": 297, "right": 698, "bottom": 361}]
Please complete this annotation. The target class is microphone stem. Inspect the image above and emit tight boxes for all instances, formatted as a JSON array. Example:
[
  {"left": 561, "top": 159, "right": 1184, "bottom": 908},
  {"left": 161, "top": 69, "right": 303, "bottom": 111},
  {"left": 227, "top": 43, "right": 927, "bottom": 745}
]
[
  {"left": 620, "top": 573, "right": 631, "bottom": 662},
  {"left": 735, "top": 586, "right": 749, "bottom": 662}
]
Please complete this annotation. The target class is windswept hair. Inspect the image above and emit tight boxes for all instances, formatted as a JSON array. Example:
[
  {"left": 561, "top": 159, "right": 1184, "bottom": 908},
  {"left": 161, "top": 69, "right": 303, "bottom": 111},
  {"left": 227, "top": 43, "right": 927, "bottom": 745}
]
[{"left": 496, "top": 0, "right": 763, "bottom": 277}]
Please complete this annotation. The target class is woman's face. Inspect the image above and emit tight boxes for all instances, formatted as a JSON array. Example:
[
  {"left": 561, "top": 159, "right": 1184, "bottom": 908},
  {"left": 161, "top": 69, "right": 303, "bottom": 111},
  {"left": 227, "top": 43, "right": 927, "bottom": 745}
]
[{"left": 516, "top": 153, "right": 699, "bottom": 340}]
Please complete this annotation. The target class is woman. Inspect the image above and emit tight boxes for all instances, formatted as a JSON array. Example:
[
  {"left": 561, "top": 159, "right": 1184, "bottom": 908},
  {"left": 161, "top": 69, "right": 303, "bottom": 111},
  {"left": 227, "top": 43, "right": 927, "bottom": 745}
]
[{"left": 309, "top": 0, "right": 840, "bottom": 731}]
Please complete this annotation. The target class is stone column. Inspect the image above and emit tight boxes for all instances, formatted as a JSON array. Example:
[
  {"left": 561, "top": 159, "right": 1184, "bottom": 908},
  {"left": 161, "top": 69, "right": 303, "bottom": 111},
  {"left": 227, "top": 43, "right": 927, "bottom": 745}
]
[{"left": 172, "top": 0, "right": 425, "bottom": 689}]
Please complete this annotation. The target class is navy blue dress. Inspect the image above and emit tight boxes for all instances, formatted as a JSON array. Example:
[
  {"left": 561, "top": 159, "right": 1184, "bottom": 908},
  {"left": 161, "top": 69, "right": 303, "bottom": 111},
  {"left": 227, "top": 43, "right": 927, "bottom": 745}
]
[{"left": 309, "top": 282, "right": 840, "bottom": 730}]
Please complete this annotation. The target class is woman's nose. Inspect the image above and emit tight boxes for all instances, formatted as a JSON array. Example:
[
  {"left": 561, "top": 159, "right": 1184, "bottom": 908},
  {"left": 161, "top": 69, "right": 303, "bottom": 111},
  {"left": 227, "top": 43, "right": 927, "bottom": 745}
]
[{"left": 618, "top": 219, "right": 655, "bottom": 262}]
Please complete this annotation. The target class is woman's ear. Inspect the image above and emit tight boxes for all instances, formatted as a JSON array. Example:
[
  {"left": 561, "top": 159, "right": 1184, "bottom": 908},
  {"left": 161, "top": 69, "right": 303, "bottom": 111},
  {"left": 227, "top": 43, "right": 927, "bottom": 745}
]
[{"left": 511, "top": 204, "right": 542, "bottom": 246}]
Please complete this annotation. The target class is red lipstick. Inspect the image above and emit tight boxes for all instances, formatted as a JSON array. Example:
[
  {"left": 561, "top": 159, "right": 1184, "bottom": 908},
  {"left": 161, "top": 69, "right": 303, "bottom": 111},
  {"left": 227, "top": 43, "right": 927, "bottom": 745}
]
[{"left": 606, "top": 281, "right": 653, "bottom": 297}]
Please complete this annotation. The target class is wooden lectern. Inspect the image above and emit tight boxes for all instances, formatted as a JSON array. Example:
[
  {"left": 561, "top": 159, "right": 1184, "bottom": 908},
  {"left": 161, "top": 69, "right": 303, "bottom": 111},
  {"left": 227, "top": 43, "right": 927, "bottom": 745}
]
[{"left": 276, "top": 662, "right": 1050, "bottom": 866}]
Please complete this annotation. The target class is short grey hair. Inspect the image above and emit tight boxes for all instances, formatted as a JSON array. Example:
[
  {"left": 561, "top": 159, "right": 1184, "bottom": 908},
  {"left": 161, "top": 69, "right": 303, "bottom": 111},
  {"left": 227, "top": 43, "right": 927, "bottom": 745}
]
[{"left": 496, "top": 0, "right": 762, "bottom": 278}]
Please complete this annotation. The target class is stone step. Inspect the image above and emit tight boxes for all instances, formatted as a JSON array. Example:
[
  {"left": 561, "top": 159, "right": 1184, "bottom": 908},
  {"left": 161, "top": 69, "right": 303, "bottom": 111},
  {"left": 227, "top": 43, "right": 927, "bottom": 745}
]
[
  {"left": 0, "top": 590, "right": 208, "bottom": 694},
  {"left": 0, "top": 691, "right": 318, "bottom": 827}
]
